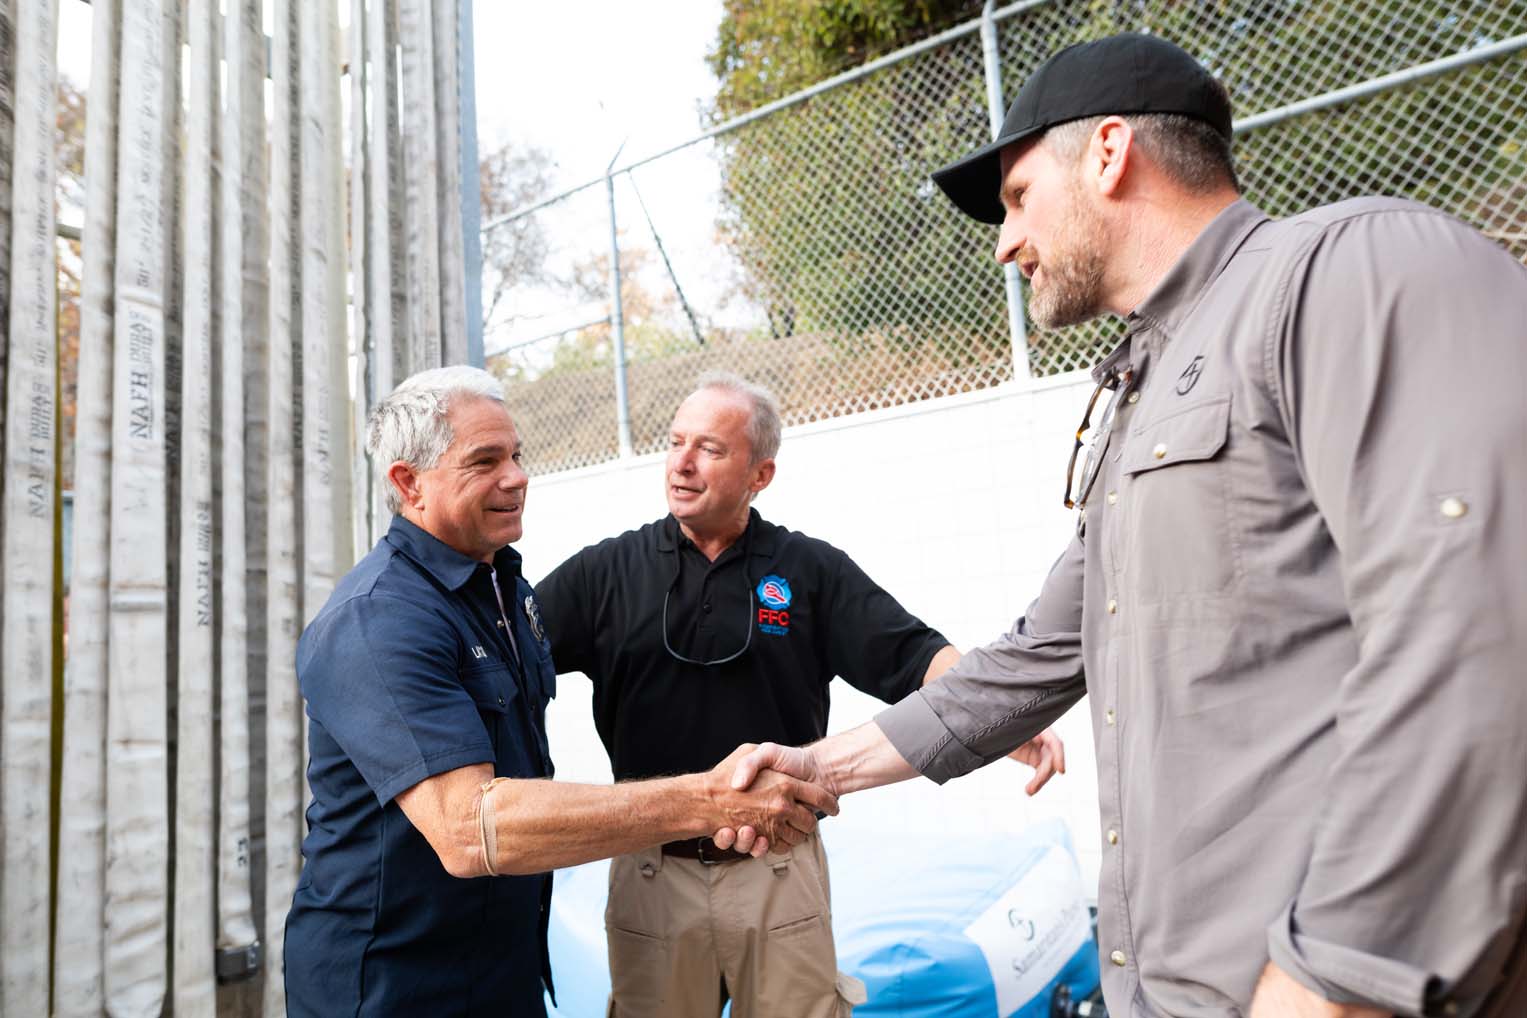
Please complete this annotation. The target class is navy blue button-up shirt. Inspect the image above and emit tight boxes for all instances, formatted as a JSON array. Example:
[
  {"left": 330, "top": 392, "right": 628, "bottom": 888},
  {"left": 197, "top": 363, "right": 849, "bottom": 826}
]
[{"left": 286, "top": 516, "right": 557, "bottom": 1017}]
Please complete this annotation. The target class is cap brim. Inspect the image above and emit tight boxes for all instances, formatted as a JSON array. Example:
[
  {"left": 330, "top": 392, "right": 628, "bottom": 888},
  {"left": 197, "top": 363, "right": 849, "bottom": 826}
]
[{"left": 931, "top": 126, "right": 1040, "bottom": 225}]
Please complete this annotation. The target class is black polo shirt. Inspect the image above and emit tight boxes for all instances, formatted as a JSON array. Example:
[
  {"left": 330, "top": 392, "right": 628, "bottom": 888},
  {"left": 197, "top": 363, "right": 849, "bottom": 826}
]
[
  {"left": 535, "top": 510, "right": 949, "bottom": 781},
  {"left": 287, "top": 516, "right": 557, "bottom": 1017}
]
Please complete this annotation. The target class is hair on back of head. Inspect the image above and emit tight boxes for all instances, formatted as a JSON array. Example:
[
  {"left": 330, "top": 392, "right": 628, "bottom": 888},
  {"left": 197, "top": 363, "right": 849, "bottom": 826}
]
[
  {"left": 692, "top": 371, "right": 782, "bottom": 464},
  {"left": 1043, "top": 108, "right": 1240, "bottom": 195},
  {"left": 367, "top": 365, "right": 507, "bottom": 514}
]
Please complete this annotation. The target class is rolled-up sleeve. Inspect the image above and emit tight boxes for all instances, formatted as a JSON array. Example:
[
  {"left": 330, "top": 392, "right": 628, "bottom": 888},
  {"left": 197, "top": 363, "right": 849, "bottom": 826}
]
[
  {"left": 877, "top": 535, "right": 1087, "bottom": 785},
  {"left": 1266, "top": 208, "right": 1527, "bottom": 1015}
]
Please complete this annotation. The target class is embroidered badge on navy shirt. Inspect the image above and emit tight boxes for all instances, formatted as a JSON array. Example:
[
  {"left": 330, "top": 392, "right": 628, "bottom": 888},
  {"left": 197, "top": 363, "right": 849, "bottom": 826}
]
[{"left": 523, "top": 595, "right": 546, "bottom": 643}]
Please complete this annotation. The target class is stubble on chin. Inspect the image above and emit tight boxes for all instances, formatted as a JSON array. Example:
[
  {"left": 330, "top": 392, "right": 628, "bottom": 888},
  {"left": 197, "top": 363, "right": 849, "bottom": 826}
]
[{"left": 1026, "top": 185, "right": 1109, "bottom": 330}]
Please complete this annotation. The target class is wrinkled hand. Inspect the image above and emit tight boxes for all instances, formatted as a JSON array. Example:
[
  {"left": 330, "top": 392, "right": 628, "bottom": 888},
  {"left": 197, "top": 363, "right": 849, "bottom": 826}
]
[
  {"left": 703, "top": 744, "right": 838, "bottom": 858},
  {"left": 712, "top": 742, "right": 830, "bottom": 857},
  {"left": 1008, "top": 728, "right": 1065, "bottom": 796}
]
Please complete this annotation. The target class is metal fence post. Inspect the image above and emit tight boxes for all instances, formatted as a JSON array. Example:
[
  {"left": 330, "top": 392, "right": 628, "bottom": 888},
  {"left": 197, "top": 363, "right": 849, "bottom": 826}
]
[
  {"left": 606, "top": 156, "right": 634, "bottom": 457},
  {"left": 459, "top": 0, "right": 485, "bottom": 367},
  {"left": 980, "top": 0, "right": 1031, "bottom": 382}
]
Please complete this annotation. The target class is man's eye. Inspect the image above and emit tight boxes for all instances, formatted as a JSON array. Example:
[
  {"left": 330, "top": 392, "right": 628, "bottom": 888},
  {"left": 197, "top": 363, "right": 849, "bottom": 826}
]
[{"left": 511, "top": 452, "right": 523, "bottom": 464}]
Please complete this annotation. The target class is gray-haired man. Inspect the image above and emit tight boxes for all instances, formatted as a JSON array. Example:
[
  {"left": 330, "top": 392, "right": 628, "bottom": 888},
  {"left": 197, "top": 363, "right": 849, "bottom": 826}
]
[
  {"left": 285, "top": 366, "right": 837, "bottom": 1018},
  {"left": 728, "top": 32, "right": 1527, "bottom": 1018},
  {"left": 534, "top": 371, "right": 1066, "bottom": 1018}
]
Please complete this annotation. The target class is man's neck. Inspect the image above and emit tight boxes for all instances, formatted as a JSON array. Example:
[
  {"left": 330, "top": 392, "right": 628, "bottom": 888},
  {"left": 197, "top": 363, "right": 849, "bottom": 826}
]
[
  {"left": 1108, "top": 190, "right": 1240, "bottom": 315},
  {"left": 678, "top": 512, "right": 750, "bottom": 562}
]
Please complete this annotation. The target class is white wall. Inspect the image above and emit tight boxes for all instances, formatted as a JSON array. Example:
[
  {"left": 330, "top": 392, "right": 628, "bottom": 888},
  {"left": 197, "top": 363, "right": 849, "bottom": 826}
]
[{"left": 515, "top": 373, "right": 1105, "bottom": 889}]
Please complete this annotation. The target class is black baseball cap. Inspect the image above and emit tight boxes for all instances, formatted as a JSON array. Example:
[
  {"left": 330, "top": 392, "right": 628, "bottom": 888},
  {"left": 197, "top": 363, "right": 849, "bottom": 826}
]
[{"left": 932, "top": 33, "right": 1233, "bottom": 224}]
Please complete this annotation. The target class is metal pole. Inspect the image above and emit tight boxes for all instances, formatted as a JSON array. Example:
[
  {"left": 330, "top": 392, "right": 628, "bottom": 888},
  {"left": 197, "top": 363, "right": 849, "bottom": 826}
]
[
  {"left": 980, "top": 0, "right": 1030, "bottom": 381},
  {"left": 606, "top": 145, "right": 634, "bottom": 458},
  {"left": 458, "top": 0, "right": 485, "bottom": 366}
]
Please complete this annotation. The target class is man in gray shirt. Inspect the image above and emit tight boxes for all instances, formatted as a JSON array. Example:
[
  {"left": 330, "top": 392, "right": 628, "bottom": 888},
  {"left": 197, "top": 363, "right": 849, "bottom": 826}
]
[{"left": 721, "top": 32, "right": 1527, "bottom": 1018}]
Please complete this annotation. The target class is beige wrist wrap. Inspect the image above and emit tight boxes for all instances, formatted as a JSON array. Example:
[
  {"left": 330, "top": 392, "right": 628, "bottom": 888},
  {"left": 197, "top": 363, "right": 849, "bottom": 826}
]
[{"left": 477, "top": 777, "right": 510, "bottom": 877}]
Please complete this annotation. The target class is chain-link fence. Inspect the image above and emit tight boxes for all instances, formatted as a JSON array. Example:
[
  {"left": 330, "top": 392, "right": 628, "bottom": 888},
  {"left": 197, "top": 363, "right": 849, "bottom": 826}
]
[{"left": 486, "top": 0, "right": 1527, "bottom": 476}]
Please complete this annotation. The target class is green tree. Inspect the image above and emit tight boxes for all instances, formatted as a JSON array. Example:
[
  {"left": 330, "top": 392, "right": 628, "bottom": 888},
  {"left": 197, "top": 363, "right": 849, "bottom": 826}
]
[
  {"left": 705, "top": 0, "right": 1527, "bottom": 382},
  {"left": 706, "top": 0, "right": 1004, "bottom": 363},
  {"left": 707, "top": 0, "right": 982, "bottom": 121}
]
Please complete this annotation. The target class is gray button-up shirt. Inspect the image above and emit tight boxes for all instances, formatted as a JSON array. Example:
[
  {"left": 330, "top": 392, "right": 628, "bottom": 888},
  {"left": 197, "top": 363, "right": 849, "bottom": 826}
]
[{"left": 877, "top": 198, "right": 1527, "bottom": 1018}]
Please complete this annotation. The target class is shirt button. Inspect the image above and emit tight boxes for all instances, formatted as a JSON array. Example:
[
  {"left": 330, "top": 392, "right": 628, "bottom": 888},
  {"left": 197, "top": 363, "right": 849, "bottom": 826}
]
[
  {"left": 1110, "top": 950, "right": 1127, "bottom": 967},
  {"left": 496, "top": 619, "right": 505, "bottom": 628},
  {"left": 1105, "top": 708, "right": 1115, "bottom": 726},
  {"left": 1126, "top": 390, "right": 1140, "bottom": 404},
  {"left": 1151, "top": 443, "right": 1167, "bottom": 459},
  {"left": 1107, "top": 829, "right": 1119, "bottom": 845},
  {"left": 1106, "top": 598, "right": 1117, "bottom": 615},
  {"left": 702, "top": 602, "right": 712, "bottom": 613},
  {"left": 1106, "top": 491, "right": 1117, "bottom": 505},
  {"left": 1439, "top": 496, "right": 1468, "bottom": 519},
  {"left": 497, "top": 695, "right": 506, "bottom": 706}
]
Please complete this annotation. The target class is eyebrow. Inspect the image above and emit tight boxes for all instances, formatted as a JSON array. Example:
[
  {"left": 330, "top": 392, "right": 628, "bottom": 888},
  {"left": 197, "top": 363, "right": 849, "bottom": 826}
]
[
  {"left": 463, "top": 440, "right": 519, "bottom": 459},
  {"left": 671, "top": 429, "right": 727, "bottom": 449}
]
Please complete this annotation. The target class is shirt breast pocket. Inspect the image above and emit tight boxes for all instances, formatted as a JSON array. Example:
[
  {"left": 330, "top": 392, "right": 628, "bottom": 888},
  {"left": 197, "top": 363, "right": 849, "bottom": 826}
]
[
  {"left": 458, "top": 662, "right": 517, "bottom": 752},
  {"left": 1119, "top": 395, "right": 1237, "bottom": 601}
]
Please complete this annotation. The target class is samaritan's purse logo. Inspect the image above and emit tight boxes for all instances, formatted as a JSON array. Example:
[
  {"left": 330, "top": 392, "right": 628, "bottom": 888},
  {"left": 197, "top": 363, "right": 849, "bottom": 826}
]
[{"left": 756, "top": 574, "right": 793, "bottom": 636}]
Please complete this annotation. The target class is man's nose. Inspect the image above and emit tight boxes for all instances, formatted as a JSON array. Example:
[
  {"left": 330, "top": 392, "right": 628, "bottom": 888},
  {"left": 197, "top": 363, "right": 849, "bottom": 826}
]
[
  {"left": 500, "top": 462, "right": 528, "bottom": 489},
  {"left": 669, "top": 446, "right": 695, "bottom": 473},
  {"left": 994, "top": 213, "right": 1023, "bottom": 265}
]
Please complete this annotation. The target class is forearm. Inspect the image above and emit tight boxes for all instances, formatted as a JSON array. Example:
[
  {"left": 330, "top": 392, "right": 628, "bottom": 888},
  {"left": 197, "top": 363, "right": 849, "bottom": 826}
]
[
  {"left": 486, "top": 774, "right": 712, "bottom": 875},
  {"left": 810, "top": 721, "right": 919, "bottom": 797}
]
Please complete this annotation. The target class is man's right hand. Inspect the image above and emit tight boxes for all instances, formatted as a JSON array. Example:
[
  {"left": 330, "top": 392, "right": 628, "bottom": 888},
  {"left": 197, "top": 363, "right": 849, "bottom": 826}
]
[
  {"left": 701, "top": 744, "right": 838, "bottom": 857},
  {"left": 710, "top": 741, "right": 830, "bottom": 856}
]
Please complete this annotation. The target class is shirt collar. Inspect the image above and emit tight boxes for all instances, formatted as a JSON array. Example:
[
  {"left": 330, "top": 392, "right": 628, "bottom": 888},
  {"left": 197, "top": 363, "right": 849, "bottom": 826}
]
[
  {"left": 1094, "top": 198, "right": 1269, "bottom": 384},
  {"left": 656, "top": 508, "right": 778, "bottom": 558},
  {"left": 384, "top": 514, "right": 523, "bottom": 591}
]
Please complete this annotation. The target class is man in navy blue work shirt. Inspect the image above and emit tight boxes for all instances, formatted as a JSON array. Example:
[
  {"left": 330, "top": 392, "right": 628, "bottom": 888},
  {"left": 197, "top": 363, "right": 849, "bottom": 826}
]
[{"left": 285, "top": 366, "right": 838, "bottom": 1018}]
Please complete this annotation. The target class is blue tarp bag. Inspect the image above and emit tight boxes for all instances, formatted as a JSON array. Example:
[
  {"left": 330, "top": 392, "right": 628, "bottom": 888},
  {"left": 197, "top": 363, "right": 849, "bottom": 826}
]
[
  {"left": 547, "top": 816, "right": 1099, "bottom": 1017},
  {"left": 829, "top": 818, "right": 1099, "bottom": 1017}
]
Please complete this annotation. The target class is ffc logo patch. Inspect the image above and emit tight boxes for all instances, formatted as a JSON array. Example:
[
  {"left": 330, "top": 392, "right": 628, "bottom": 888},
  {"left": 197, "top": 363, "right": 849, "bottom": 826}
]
[{"left": 756, "top": 574, "right": 793, "bottom": 636}]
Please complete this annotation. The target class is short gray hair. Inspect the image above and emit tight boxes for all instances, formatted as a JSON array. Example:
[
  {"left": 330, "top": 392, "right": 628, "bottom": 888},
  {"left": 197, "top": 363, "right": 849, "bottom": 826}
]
[
  {"left": 1043, "top": 112, "right": 1240, "bottom": 194},
  {"left": 366, "top": 365, "right": 507, "bottom": 513},
  {"left": 693, "top": 371, "right": 781, "bottom": 463}
]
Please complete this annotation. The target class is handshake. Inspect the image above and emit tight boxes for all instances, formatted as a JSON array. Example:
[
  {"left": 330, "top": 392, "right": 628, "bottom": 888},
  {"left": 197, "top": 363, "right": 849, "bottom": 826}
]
[
  {"left": 687, "top": 726, "right": 1064, "bottom": 857},
  {"left": 694, "top": 741, "right": 835, "bottom": 858},
  {"left": 684, "top": 723, "right": 1056, "bottom": 860}
]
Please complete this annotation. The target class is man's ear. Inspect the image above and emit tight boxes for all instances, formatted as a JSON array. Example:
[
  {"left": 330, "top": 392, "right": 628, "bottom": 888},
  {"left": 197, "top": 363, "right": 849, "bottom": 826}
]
[
  {"left": 750, "top": 458, "right": 776, "bottom": 497},
  {"left": 387, "top": 461, "right": 423, "bottom": 511},
  {"left": 1090, "top": 116, "right": 1134, "bottom": 197}
]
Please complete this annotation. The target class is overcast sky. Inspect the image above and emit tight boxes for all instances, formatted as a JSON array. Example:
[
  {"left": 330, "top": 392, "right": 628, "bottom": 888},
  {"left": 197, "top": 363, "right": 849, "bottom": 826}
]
[
  {"left": 472, "top": 0, "right": 723, "bottom": 188},
  {"left": 59, "top": 1, "right": 724, "bottom": 174}
]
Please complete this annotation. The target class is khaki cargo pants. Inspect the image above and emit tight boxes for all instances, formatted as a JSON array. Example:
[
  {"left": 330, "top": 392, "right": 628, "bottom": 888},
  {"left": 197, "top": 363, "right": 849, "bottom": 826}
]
[{"left": 604, "top": 833, "right": 867, "bottom": 1018}]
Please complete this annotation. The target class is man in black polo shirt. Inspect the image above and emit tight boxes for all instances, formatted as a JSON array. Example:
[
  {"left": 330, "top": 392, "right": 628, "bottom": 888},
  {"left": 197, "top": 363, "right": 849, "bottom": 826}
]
[
  {"left": 535, "top": 372, "right": 1064, "bottom": 1018},
  {"left": 286, "top": 367, "right": 836, "bottom": 1018}
]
